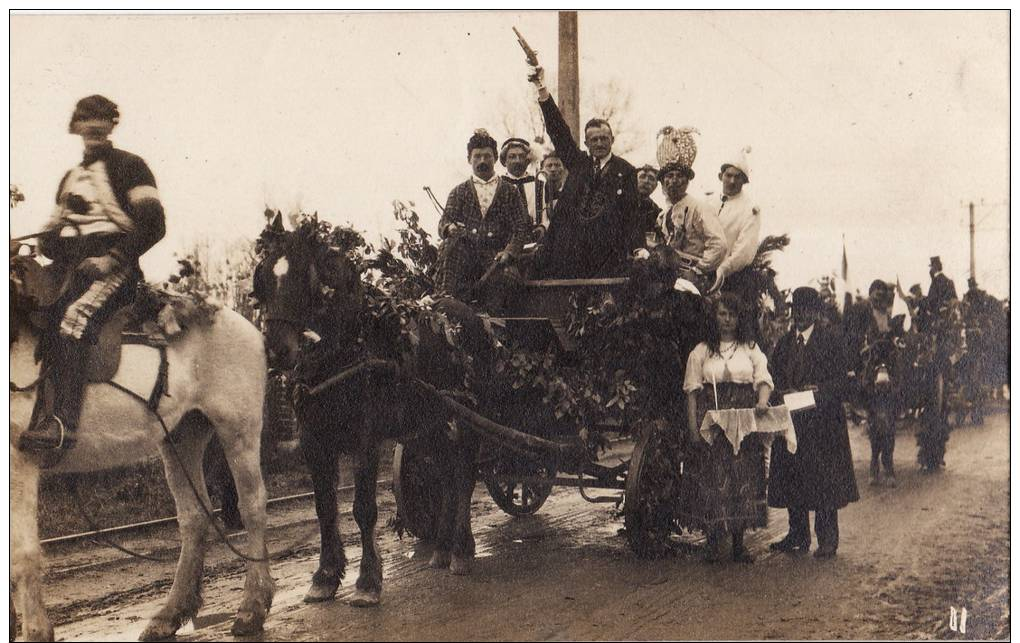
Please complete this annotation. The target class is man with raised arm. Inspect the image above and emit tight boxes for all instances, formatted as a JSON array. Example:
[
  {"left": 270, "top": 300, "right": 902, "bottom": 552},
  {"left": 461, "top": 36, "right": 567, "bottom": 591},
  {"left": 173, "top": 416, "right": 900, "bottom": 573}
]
[{"left": 527, "top": 65, "right": 641, "bottom": 279}]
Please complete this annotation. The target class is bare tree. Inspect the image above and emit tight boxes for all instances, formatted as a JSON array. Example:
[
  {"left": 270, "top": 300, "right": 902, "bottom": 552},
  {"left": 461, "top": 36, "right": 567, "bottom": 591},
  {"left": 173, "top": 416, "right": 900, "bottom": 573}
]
[{"left": 583, "top": 78, "right": 643, "bottom": 157}]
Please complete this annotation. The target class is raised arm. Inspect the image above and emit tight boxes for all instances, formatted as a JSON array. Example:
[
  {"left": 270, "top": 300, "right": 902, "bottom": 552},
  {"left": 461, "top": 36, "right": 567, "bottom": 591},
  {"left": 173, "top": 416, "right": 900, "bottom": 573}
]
[{"left": 530, "top": 66, "right": 584, "bottom": 168}]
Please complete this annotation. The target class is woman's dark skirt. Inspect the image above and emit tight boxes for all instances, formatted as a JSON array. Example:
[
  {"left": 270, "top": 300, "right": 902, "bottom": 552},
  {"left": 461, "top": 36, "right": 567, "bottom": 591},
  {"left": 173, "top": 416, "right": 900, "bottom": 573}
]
[{"left": 678, "top": 382, "right": 768, "bottom": 535}]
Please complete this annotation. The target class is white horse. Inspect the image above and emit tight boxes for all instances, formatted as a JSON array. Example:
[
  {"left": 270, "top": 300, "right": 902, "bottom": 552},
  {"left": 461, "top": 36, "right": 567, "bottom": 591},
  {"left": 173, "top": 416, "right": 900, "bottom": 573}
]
[{"left": 10, "top": 264, "right": 275, "bottom": 641}]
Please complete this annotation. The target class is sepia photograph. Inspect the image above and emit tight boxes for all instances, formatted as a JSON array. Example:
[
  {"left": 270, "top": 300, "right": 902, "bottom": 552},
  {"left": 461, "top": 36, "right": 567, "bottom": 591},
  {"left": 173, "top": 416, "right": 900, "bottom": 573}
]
[{"left": 7, "top": 9, "right": 1011, "bottom": 641}]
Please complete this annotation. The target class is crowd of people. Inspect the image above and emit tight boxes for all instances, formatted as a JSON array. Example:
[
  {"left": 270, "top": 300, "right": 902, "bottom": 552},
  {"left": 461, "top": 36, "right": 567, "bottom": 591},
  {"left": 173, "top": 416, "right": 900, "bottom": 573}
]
[
  {"left": 430, "top": 64, "right": 1007, "bottom": 564},
  {"left": 21, "top": 83, "right": 1005, "bottom": 571}
]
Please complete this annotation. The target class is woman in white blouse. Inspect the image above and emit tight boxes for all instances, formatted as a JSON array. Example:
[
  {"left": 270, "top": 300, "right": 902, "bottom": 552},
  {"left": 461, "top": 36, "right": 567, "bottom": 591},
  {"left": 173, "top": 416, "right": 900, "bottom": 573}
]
[{"left": 681, "top": 293, "right": 774, "bottom": 563}]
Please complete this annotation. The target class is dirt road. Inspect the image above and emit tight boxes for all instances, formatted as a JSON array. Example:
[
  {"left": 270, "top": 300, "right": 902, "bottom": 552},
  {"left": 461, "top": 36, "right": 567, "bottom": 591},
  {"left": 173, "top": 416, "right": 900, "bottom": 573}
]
[{"left": 35, "top": 409, "right": 1009, "bottom": 641}]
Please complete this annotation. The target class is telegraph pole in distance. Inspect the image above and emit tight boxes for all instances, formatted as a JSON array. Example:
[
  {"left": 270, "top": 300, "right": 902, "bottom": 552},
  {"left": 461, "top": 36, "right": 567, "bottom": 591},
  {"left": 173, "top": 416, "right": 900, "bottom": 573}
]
[
  {"left": 968, "top": 201, "right": 976, "bottom": 281},
  {"left": 558, "top": 11, "right": 580, "bottom": 140}
]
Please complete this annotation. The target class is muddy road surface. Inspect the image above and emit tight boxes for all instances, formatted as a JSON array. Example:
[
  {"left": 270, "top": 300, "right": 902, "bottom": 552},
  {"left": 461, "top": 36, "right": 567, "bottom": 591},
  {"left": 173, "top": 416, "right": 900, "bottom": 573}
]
[{"left": 32, "top": 410, "right": 1009, "bottom": 641}]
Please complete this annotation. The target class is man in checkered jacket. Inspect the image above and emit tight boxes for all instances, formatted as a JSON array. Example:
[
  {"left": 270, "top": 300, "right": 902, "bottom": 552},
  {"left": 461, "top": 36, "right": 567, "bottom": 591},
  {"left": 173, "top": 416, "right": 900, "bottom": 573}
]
[
  {"left": 434, "top": 129, "right": 531, "bottom": 301},
  {"left": 18, "top": 95, "right": 166, "bottom": 453}
]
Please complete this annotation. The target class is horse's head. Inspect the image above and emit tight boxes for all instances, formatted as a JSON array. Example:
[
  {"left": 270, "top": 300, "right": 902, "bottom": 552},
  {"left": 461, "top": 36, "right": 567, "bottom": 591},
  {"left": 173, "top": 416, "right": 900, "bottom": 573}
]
[
  {"left": 9, "top": 244, "right": 55, "bottom": 341},
  {"left": 252, "top": 213, "right": 364, "bottom": 370}
]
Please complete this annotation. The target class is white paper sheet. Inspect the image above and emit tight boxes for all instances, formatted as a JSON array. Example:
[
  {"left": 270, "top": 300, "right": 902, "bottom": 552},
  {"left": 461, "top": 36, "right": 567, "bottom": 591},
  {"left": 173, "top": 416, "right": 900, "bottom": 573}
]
[{"left": 783, "top": 390, "right": 817, "bottom": 412}]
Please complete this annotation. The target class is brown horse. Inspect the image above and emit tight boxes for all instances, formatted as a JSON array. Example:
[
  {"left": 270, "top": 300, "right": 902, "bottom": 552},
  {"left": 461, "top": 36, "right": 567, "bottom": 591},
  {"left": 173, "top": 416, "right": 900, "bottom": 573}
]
[{"left": 251, "top": 216, "right": 487, "bottom": 606}]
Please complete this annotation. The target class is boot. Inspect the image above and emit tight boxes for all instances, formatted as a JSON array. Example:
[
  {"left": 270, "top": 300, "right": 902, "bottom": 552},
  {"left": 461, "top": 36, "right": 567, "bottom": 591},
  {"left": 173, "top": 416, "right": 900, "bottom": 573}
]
[
  {"left": 869, "top": 459, "right": 881, "bottom": 486},
  {"left": 704, "top": 527, "right": 727, "bottom": 563},
  {"left": 731, "top": 531, "right": 754, "bottom": 563},
  {"left": 18, "top": 337, "right": 85, "bottom": 452}
]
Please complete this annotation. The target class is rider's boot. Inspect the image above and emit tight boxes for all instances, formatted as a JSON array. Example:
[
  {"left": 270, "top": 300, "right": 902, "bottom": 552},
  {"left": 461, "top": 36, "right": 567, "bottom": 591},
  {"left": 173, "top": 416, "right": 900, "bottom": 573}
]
[{"left": 18, "top": 337, "right": 85, "bottom": 452}]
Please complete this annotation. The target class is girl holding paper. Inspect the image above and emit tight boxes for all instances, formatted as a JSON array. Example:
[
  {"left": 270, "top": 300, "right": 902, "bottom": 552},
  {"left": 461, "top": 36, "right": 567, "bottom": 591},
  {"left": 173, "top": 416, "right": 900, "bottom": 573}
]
[{"left": 681, "top": 293, "right": 774, "bottom": 563}]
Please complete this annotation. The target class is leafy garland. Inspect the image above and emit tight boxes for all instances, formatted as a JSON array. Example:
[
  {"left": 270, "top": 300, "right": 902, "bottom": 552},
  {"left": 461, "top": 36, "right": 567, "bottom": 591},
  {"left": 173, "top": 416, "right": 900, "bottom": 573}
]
[{"left": 254, "top": 205, "right": 790, "bottom": 447}]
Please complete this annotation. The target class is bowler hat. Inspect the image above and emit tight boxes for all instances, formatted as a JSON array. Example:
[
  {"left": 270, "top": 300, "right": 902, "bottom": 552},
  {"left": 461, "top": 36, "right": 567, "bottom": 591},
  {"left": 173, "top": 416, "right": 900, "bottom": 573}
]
[{"left": 791, "top": 286, "right": 821, "bottom": 310}]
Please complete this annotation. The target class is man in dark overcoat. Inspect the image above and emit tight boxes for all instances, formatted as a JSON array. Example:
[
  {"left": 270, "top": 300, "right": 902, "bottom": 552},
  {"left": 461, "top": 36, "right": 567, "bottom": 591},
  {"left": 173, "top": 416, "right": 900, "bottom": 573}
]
[
  {"left": 526, "top": 65, "right": 641, "bottom": 278},
  {"left": 434, "top": 129, "right": 531, "bottom": 302},
  {"left": 925, "top": 256, "right": 958, "bottom": 313},
  {"left": 768, "top": 286, "right": 859, "bottom": 559}
]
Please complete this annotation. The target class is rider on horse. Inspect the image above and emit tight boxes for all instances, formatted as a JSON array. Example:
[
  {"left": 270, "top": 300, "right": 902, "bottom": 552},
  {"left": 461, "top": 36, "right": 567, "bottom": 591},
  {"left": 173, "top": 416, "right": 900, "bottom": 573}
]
[{"left": 17, "top": 94, "right": 166, "bottom": 453}]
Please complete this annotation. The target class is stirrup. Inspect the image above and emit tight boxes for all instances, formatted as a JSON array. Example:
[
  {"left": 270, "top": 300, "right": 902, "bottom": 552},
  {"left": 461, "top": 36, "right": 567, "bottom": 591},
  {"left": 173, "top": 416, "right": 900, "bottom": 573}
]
[{"left": 18, "top": 416, "right": 75, "bottom": 452}]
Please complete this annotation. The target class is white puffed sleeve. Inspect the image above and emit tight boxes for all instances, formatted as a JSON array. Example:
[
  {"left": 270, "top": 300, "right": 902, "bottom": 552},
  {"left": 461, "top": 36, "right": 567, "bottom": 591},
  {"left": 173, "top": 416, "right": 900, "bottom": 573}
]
[
  {"left": 748, "top": 343, "right": 774, "bottom": 390},
  {"left": 683, "top": 342, "right": 709, "bottom": 393}
]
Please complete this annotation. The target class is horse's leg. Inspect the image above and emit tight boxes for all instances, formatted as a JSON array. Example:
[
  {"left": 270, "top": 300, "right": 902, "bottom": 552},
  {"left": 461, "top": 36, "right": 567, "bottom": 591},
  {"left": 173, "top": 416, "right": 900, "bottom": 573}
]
[
  {"left": 140, "top": 429, "right": 214, "bottom": 642},
  {"left": 302, "top": 428, "right": 347, "bottom": 602},
  {"left": 429, "top": 440, "right": 454, "bottom": 570},
  {"left": 203, "top": 435, "right": 243, "bottom": 531},
  {"left": 450, "top": 436, "right": 479, "bottom": 576},
  {"left": 213, "top": 415, "right": 275, "bottom": 636},
  {"left": 349, "top": 440, "right": 383, "bottom": 607},
  {"left": 10, "top": 450, "right": 53, "bottom": 642}
]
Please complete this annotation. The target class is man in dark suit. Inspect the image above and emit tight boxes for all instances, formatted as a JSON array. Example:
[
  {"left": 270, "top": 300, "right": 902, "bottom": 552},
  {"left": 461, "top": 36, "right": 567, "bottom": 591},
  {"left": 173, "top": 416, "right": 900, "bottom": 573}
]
[
  {"left": 920, "top": 256, "right": 958, "bottom": 328},
  {"left": 527, "top": 65, "right": 641, "bottom": 278},
  {"left": 434, "top": 129, "right": 531, "bottom": 302},
  {"left": 768, "top": 287, "right": 859, "bottom": 559}
]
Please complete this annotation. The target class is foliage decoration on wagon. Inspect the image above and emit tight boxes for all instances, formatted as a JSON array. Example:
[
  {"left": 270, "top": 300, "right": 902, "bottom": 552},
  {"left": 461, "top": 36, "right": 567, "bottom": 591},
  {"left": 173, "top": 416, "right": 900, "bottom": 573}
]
[{"left": 251, "top": 204, "right": 792, "bottom": 457}]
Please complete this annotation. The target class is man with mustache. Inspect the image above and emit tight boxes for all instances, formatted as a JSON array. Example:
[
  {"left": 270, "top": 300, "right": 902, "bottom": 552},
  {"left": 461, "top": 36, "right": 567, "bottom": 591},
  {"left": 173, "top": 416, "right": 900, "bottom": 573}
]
[{"left": 434, "top": 129, "right": 530, "bottom": 302}]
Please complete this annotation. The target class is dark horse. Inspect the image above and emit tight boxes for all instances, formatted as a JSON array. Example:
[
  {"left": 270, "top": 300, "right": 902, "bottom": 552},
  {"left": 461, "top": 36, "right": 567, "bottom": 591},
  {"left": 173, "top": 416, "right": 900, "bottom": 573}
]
[
  {"left": 858, "top": 332, "right": 904, "bottom": 485},
  {"left": 251, "top": 215, "right": 489, "bottom": 605}
]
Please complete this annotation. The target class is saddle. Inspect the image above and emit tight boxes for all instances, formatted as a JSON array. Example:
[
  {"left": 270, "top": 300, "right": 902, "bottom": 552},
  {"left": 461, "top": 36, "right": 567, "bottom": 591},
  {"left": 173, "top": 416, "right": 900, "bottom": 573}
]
[{"left": 13, "top": 256, "right": 169, "bottom": 386}]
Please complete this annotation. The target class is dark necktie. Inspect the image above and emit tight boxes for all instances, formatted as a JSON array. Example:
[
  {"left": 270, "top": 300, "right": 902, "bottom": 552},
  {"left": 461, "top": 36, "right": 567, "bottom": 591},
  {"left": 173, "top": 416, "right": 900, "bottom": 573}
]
[
  {"left": 506, "top": 175, "right": 535, "bottom": 203},
  {"left": 792, "top": 333, "right": 807, "bottom": 387}
]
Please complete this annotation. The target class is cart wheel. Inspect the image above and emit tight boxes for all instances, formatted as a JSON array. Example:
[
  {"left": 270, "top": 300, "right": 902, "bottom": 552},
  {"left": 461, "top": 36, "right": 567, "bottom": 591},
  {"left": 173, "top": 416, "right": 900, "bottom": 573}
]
[
  {"left": 392, "top": 443, "right": 442, "bottom": 541},
  {"left": 483, "top": 459, "right": 555, "bottom": 517},
  {"left": 624, "top": 424, "right": 680, "bottom": 559}
]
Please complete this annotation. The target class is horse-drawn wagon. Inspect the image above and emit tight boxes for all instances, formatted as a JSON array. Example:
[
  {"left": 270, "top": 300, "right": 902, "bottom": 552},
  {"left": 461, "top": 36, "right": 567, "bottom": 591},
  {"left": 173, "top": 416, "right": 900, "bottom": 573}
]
[
  {"left": 390, "top": 273, "right": 707, "bottom": 558},
  {"left": 252, "top": 213, "right": 794, "bottom": 604}
]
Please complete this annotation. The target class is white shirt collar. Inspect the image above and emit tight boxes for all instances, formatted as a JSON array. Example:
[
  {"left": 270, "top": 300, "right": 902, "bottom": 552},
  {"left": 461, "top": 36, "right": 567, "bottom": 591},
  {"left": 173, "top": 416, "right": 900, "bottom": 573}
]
[
  {"left": 594, "top": 152, "right": 613, "bottom": 169},
  {"left": 797, "top": 324, "right": 815, "bottom": 343},
  {"left": 472, "top": 173, "right": 499, "bottom": 185}
]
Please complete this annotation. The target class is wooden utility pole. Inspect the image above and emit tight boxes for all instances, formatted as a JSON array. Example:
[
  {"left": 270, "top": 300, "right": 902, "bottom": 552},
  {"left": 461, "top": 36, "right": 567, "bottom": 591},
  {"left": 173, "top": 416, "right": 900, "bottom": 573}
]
[
  {"left": 557, "top": 11, "right": 580, "bottom": 140},
  {"left": 968, "top": 201, "right": 976, "bottom": 280}
]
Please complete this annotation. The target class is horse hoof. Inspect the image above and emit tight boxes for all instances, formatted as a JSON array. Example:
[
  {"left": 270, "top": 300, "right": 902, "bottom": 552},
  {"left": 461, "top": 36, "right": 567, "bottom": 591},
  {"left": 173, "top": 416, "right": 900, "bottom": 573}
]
[
  {"left": 230, "top": 610, "right": 266, "bottom": 637},
  {"left": 138, "top": 618, "right": 176, "bottom": 642},
  {"left": 429, "top": 550, "right": 451, "bottom": 569},
  {"left": 23, "top": 624, "right": 55, "bottom": 642},
  {"left": 348, "top": 589, "right": 381, "bottom": 607},
  {"left": 450, "top": 554, "right": 474, "bottom": 576},
  {"left": 303, "top": 582, "right": 340, "bottom": 603}
]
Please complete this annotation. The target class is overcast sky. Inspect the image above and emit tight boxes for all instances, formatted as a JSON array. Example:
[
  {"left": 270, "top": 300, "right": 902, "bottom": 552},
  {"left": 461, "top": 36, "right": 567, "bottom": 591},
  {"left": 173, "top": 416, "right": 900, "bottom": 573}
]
[{"left": 9, "top": 10, "right": 1010, "bottom": 297}]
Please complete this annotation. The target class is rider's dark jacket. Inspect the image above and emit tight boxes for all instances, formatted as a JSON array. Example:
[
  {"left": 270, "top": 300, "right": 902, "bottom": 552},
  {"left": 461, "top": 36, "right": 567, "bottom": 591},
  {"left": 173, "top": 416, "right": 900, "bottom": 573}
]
[
  {"left": 39, "top": 142, "right": 165, "bottom": 275},
  {"left": 38, "top": 142, "right": 165, "bottom": 341}
]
